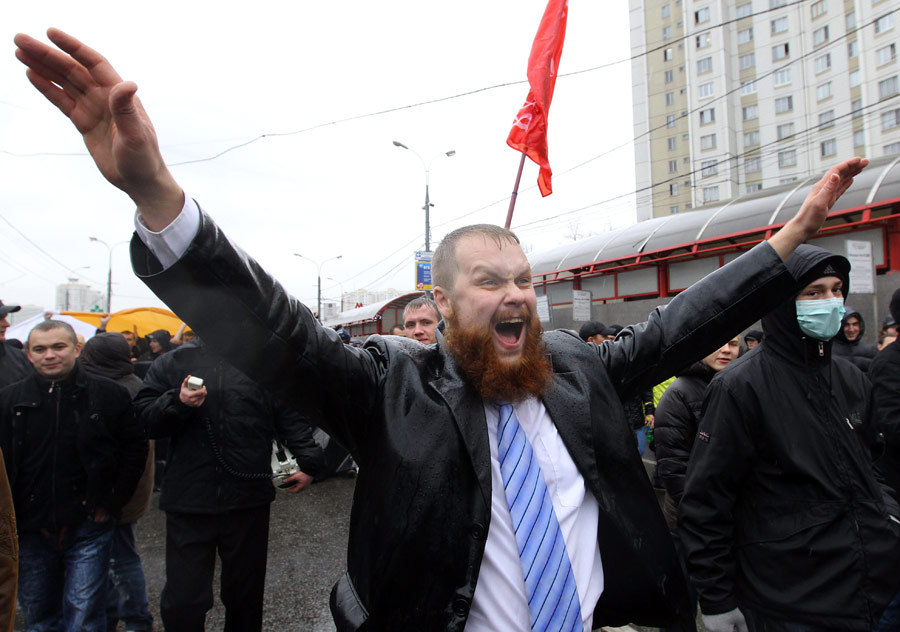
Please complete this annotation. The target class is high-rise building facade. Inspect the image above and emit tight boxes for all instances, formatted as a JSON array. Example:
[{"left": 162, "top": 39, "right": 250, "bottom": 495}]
[
  {"left": 55, "top": 279, "right": 105, "bottom": 312},
  {"left": 630, "top": 0, "right": 900, "bottom": 220}
]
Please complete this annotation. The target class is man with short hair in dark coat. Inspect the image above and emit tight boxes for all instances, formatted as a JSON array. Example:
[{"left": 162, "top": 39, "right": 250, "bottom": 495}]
[{"left": 0, "top": 300, "right": 31, "bottom": 390}]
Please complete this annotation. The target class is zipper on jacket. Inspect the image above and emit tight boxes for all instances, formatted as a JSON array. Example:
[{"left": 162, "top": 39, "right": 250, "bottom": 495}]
[
  {"left": 50, "top": 381, "right": 60, "bottom": 532},
  {"left": 818, "top": 341, "right": 825, "bottom": 357}
]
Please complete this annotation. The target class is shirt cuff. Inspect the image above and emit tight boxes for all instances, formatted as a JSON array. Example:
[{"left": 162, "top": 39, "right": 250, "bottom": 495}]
[{"left": 133, "top": 195, "right": 201, "bottom": 270}]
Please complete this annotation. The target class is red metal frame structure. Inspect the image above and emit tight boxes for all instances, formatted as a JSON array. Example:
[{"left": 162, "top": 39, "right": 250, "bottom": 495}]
[{"left": 533, "top": 199, "right": 900, "bottom": 306}]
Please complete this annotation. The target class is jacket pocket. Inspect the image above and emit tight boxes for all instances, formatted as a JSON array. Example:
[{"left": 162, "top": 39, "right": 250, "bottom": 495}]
[{"left": 330, "top": 572, "right": 369, "bottom": 631}]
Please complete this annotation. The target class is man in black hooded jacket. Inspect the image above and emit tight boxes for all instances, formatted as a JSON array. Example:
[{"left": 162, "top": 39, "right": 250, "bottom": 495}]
[
  {"left": 833, "top": 306, "right": 877, "bottom": 371},
  {"left": 680, "top": 245, "right": 900, "bottom": 632}
]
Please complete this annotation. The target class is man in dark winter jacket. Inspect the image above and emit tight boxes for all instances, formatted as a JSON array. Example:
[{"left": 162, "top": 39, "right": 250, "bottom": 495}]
[
  {"left": 133, "top": 337, "right": 324, "bottom": 632},
  {"left": 0, "top": 320, "right": 147, "bottom": 632},
  {"left": 833, "top": 306, "right": 877, "bottom": 371},
  {"left": 0, "top": 300, "right": 31, "bottom": 390},
  {"left": 871, "top": 288, "right": 900, "bottom": 501},
  {"left": 680, "top": 246, "right": 900, "bottom": 632}
]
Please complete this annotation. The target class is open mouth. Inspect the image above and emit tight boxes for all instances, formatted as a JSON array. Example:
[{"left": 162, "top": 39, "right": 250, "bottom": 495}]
[{"left": 494, "top": 318, "right": 525, "bottom": 348}]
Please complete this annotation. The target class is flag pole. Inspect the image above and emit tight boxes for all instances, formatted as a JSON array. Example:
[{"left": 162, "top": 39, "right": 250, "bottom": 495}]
[{"left": 505, "top": 152, "right": 527, "bottom": 229}]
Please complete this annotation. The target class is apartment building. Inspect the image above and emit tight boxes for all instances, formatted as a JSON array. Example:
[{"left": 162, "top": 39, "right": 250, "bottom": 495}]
[{"left": 630, "top": 0, "right": 900, "bottom": 220}]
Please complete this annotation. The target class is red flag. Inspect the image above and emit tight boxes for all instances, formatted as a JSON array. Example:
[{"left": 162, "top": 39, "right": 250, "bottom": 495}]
[{"left": 507, "top": 0, "right": 569, "bottom": 197}]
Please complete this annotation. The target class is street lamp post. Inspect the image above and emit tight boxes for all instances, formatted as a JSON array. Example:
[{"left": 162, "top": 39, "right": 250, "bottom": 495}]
[
  {"left": 88, "top": 237, "right": 129, "bottom": 313},
  {"left": 392, "top": 141, "right": 456, "bottom": 252},
  {"left": 327, "top": 277, "right": 345, "bottom": 312},
  {"left": 294, "top": 253, "right": 343, "bottom": 322}
]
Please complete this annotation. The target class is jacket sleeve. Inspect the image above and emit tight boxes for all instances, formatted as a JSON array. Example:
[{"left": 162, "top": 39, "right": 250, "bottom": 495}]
[
  {"left": 597, "top": 241, "right": 795, "bottom": 399},
  {"left": 130, "top": 212, "right": 383, "bottom": 455},
  {"left": 108, "top": 396, "right": 149, "bottom": 513},
  {"left": 654, "top": 383, "right": 695, "bottom": 509},
  {"left": 679, "top": 378, "right": 757, "bottom": 616},
  {"left": 273, "top": 397, "right": 325, "bottom": 478},
  {"left": 871, "top": 350, "right": 900, "bottom": 449},
  {"left": 133, "top": 354, "right": 199, "bottom": 439}
]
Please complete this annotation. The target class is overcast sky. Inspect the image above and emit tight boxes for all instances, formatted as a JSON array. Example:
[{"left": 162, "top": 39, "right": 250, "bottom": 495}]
[{"left": 2, "top": 1, "right": 636, "bottom": 313}]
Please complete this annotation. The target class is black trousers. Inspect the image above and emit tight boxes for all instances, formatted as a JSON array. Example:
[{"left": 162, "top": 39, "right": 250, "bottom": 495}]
[{"left": 161, "top": 505, "right": 271, "bottom": 632}]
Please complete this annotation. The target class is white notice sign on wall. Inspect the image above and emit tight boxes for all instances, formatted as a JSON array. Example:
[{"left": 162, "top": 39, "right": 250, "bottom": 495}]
[
  {"left": 572, "top": 290, "right": 593, "bottom": 322},
  {"left": 846, "top": 240, "right": 875, "bottom": 294}
]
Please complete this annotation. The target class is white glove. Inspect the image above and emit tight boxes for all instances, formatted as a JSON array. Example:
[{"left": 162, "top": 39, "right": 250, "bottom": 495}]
[{"left": 702, "top": 607, "right": 748, "bottom": 632}]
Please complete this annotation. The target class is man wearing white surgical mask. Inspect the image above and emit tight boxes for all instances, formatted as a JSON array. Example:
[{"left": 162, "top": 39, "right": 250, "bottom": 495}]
[{"left": 680, "top": 244, "right": 900, "bottom": 632}]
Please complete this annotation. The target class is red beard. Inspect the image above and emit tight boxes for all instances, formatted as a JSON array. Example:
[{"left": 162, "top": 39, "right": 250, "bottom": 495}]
[{"left": 444, "top": 308, "right": 553, "bottom": 403}]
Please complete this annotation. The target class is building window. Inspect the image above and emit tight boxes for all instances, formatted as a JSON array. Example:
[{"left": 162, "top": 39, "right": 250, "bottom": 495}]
[
  {"left": 701, "top": 133, "right": 717, "bottom": 150},
  {"left": 771, "top": 0, "right": 787, "bottom": 7},
  {"left": 744, "top": 130, "right": 760, "bottom": 146},
  {"left": 774, "top": 68, "right": 792, "bottom": 86},
  {"left": 745, "top": 157, "right": 761, "bottom": 173},
  {"left": 771, "top": 17, "right": 789, "bottom": 34},
  {"left": 886, "top": 142, "right": 900, "bottom": 155},
  {"left": 699, "top": 108, "right": 715, "bottom": 124},
  {"left": 695, "top": 7, "right": 710, "bottom": 23},
  {"left": 665, "top": 92, "right": 675, "bottom": 106},
  {"left": 811, "top": 0, "right": 827, "bottom": 18},
  {"left": 876, "top": 14, "right": 894, "bottom": 35},
  {"left": 670, "top": 183, "right": 679, "bottom": 196},
  {"left": 665, "top": 69, "right": 674, "bottom": 84},
  {"left": 669, "top": 159, "right": 679, "bottom": 173},
  {"left": 703, "top": 186, "right": 720, "bottom": 203},
  {"left": 664, "top": 48, "right": 674, "bottom": 61},
  {"left": 849, "top": 70, "right": 861, "bottom": 88},
  {"left": 739, "top": 53, "right": 756, "bottom": 70},
  {"left": 667, "top": 114, "right": 677, "bottom": 128},
  {"left": 821, "top": 138, "right": 837, "bottom": 157},
  {"left": 882, "top": 108, "right": 900, "bottom": 130},
  {"left": 878, "top": 44, "right": 897, "bottom": 65},
  {"left": 747, "top": 183, "right": 763, "bottom": 193},
  {"left": 772, "top": 43, "right": 790, "bottom": 61},
  {"left": 698, "top": 82, "right": 714, "bottom": 98},
  {"left": 814, "top": 53, "right": 831, "bottom": 73},
  {"left": 697, "top": 32, "right": 712, "bottom": 48},
  {"left": 778, "top": 149, "right": 797, "bottom": 167},
  {"left": 880, "top": 76, "right": 900, "bottom": 99},
  {"left": 818, "top": 110, "right": 835, "bottom": 129},
  {"left": 816, "top": 81, "right": 833, "bottom": 101},
  {"left": 701, "top": 159, "right": 718, "bottom": 177},
  {"left": 854, "top": 129, "right": 865, "bottom": 147},
  {"left": 663, "top": 26, "right": 672, "bottom": 40},
  {"left": 697, "top": 56, "right": 713, "bottom": 74},
  {"left": 743, "top": 104, "right": 759, "bottom": 120},
  {"left": 780, "top": 177, "right": 799, "bottom": 184},
  {"left": 852, "top": 99, "right": 864, "bottom": 119},
  {"left": 813, "top": 25, "right": 829, "bottom": 46},
  {"left": 670, "top": 206, "right": 680, "bottom": 214},
  {"left": 741, "top": 80, "right": 758, "bottom": 95},
  {"left": 662, "top": 4, "right": 671, "bottom": 18},
  {"left": 777, "top": 122, "right": 795, "bottom": 140},
  {"left": 848, "top": 40, "right": 859, "bottom": 58},
  {"left": 738, "top": 28, "right": 754, "bottom": 45},
  {"left": 668, "top": 137, "right": 677, "bottom": 150},
  {"left": 775, "top": 95, "right": 793, "bottom": 113},
  {"left": 845, "top": 11, "right": 855, "bottom": 30},
  {"left": 778, "top": 150, "right": 798, "bottom": 168},
  {"left": 736, "top": 2, "right": 753, "bottom": 18}
]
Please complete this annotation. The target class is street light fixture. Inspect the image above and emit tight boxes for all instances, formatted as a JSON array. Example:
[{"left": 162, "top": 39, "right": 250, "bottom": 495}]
[
  {"left": 294, "top": 253, "right": 343, "bottom": 322},
  {"left": 392, "top": 141, "right": 456, "bottom": 252},
  {"left": 88, "top": 237, "right": 129, "bottom": 313}
]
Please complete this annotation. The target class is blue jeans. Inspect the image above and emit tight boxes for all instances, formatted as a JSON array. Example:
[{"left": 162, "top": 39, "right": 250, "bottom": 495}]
[
  {"left": 635, "top": 427, "right": 647, "bottom": 455},
  {"left": 106, "top": 522, "right": 153, "bottom": 631},
  {"left": 18, "top": 520, "right": 114, "bottom": 632},
  {"left": 876, "top": 588, "right": 900, "bottom": 632}
]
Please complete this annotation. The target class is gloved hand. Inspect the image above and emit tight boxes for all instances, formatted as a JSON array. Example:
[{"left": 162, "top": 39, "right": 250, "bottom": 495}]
[{"left": 702, "top": 607, "right": 748, "bottom": 632}]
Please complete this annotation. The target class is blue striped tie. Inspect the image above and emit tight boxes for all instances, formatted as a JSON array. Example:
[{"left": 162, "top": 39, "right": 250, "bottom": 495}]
[{"left": 497, "top": 404, "right": 583, "bottom": 632}]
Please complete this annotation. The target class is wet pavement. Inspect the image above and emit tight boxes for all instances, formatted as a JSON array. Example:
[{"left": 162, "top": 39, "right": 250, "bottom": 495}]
[{"left": 13, "top": 474, "right": 356, "bottom": 632}]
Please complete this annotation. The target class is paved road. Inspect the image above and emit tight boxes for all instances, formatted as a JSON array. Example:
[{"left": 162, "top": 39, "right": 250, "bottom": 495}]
[{"left": 13, "top": 474, "right": 356, "bottom": 632}]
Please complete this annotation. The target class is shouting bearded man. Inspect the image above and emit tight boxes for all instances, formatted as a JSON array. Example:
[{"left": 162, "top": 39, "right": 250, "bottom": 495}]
[{"left": 14, "top": 28, "right": 869, "bottom": 632}]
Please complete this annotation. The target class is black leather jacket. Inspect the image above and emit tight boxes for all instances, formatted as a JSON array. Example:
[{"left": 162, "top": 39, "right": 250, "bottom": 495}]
[
  {"left": 133, "top": 339, "right": 324, "bottom": 514},
  {"left": 130, "top": 210, "right": 797, "bottom": 631},
  {"left": 681, "top": 245, "right": 900, "bottom": 630}
]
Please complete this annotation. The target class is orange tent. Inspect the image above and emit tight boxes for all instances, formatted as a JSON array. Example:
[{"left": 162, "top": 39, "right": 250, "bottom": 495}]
[{"left": 63, "top": 307, "right": 186, "bottom": 338}]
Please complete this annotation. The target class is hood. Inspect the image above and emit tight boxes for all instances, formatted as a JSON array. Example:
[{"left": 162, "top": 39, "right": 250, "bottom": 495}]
[
  {"left": 79, "top": 332, "right": 135, "bottom": 380},
  {"left": 833, "top": 306, "right": 866, "bottom": 346},
  {"left": 760, "top": 244, "right": 850, "bottom": 363}
]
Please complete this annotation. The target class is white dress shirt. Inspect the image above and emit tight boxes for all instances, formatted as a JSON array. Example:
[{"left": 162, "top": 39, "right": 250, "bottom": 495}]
[{"left": 133, "top": 200, "right": 605, "bottom": 632}]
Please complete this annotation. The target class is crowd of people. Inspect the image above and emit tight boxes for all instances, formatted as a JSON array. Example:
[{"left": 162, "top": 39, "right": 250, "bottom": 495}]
[{"left": 5, "top": 25, "right": 900, "bottom": 632}]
